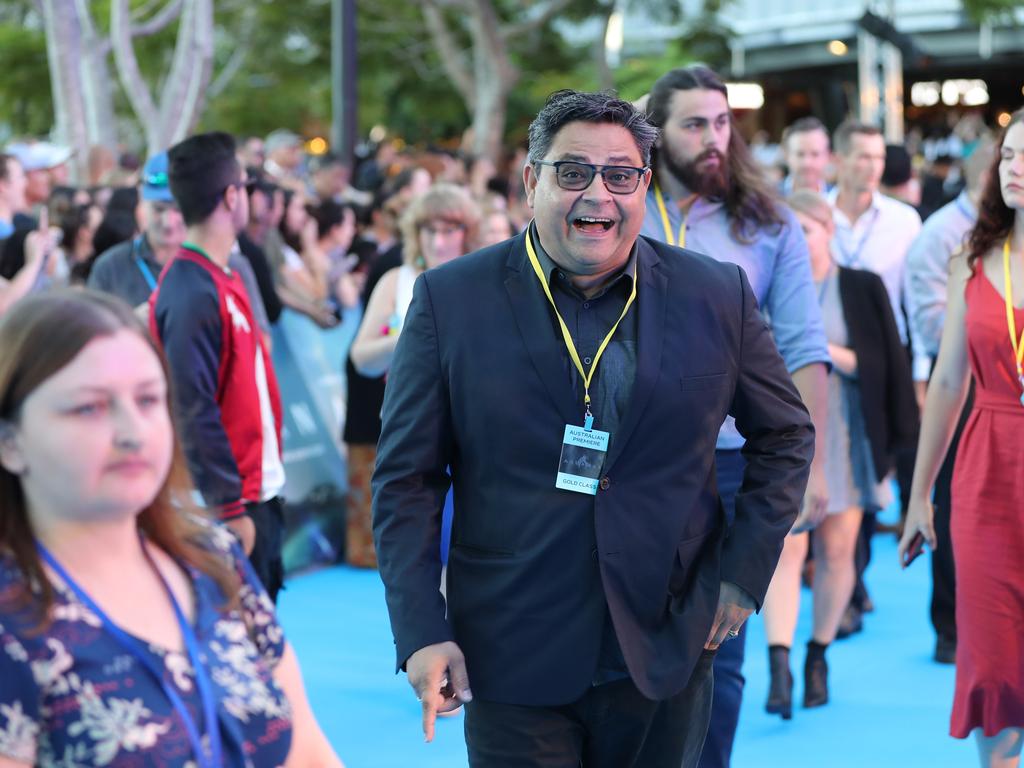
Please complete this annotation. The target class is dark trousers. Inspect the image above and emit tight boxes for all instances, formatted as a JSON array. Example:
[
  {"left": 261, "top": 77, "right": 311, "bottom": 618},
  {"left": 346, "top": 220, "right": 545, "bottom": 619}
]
[
  {"left": 698, "top": 449, "right": 747, "bottom": 768},
  {"left": 464, "top": 650, "right": 716, "bottom": 768},
  {"left": 246, "top": 496, "right": 286, "bottom": 604},
  {"left": 930, "top": 381, "right": 972, "bottom": 642}
]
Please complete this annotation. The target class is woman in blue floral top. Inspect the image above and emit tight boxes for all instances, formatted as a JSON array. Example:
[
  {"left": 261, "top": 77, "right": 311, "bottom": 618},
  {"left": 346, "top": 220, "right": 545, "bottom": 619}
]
[{"left": 0, "top": 289, "right": 343, "bottom": 767}]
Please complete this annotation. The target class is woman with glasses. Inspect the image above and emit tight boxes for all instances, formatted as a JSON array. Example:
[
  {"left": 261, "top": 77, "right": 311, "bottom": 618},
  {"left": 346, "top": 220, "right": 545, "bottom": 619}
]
[
  {"left": 757, "top": 190, "right": 916, "bottom": 718},
  {"left": 347, "top": 184, "right": 480, "bottom": 569}
]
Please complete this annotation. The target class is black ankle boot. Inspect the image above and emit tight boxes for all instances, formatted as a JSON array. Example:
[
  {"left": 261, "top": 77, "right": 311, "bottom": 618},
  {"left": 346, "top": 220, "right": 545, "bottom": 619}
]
[
  {"left": 766, "top": 645, "right": 793, "bottom": 719},
  {"left": 803, "top": 640, "right": 829, "bottom": 708}
]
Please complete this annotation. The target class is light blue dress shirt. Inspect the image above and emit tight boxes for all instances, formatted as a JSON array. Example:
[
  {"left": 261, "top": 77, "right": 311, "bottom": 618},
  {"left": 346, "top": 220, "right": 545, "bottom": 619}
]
[
  {"left": 905, "top": 191, "right": 977, "bottom": 370},
  {"left": 641, "top": 186, "right": 831, "bottom": 450}
]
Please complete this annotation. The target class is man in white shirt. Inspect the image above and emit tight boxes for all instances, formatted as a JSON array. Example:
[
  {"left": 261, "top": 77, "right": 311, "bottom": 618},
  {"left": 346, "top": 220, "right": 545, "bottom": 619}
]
[
  {"left": 829, "top": 121, "right": 923, "bottom": 377},
  {"left": 828, "top": 120, "right": 922, "bottom": 634}
]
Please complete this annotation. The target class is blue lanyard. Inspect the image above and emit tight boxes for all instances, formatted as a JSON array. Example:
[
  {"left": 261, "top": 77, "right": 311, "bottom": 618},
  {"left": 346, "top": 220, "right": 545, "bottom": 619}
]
[
  {"left": 133, "top": 238, "right": 158, "bottom": 291},
  {"left": 36, "top": 538, "right": 223, "bottom": 768},
  {"left": 954, "top": 194, "right": 975, "bottom": 222},
  {"left": 836, "top": 207, "right": 880, "bottom": 268}
]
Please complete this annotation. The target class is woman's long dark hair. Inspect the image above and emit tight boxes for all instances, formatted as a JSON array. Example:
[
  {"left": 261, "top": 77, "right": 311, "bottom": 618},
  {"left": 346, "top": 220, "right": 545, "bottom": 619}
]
[
  {"left": 0, "top": 289, "right": 240, "bottom": 630},
  {"left": 966, "top": 108, "right": 1024, "bottom": 270},
  {"left": 278, "top": 189, "right": 304, "bottom": 253}
]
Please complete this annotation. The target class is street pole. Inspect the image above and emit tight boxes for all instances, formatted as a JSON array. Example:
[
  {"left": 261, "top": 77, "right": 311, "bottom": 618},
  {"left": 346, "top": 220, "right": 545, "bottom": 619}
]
[
  {"left": 857, "top": 29, "right": 880, "bottom": 125},
  {"left": 331, "top": 0, "right": 357, "bottom": 164}
]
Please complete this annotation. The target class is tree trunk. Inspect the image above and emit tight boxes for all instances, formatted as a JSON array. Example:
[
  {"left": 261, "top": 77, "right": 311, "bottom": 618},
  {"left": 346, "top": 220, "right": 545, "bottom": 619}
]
[
  {"left": 594, "top": 7, "right": 616, "bottom": 92},
  {"left": 156, "top": 0, "right": 214, "bottom": 150},
  {"left": 79, "top": 43, "right": 118, "bottom": 149},
  {"left": 471, "top": 77, "right": 508, "bottom": 164},
  {"left": 111, "top": 0, "right": 212, "bottom": 155},
  {"left": 41, "top": 0, "right": 90, "bottom": 182},
  {"left": 469, "top": 0, "right": 517, "bottom": 164}
]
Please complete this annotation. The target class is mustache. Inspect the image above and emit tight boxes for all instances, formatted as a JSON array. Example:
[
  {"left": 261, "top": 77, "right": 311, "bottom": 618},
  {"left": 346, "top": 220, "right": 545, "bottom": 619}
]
[{"left": 697, "top": 149, "right": 725, "bottom": 164}]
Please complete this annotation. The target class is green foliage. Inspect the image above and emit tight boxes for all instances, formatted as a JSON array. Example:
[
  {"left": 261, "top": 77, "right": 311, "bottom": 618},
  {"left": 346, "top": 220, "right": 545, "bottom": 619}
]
[
  {"left": 199, "top": 0, "right": 334, "bottom": 137},
  {"left": 0, "top": 23, "right": 52, "bottom": 140},
  {"left": 961, "top": 0, "right": 1021, "bottom": 23},
  {"left": 614, "top": 40, "right": 696, "bottom": 102},
  {"left": 0, "top": 0, "right": 725, "bottom": 150}
]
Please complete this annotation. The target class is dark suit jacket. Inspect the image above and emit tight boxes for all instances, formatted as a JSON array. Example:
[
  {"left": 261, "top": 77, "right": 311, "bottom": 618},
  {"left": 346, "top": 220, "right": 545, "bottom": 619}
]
[
  {"left": 837, "top": 266, "right": 919, "bottom": 478},
  {"left": 372, "top": 231, "right": 814, "bottom": 706}
]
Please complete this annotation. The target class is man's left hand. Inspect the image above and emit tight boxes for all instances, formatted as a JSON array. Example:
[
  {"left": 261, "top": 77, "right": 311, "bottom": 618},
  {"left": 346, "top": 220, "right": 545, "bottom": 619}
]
[{"left": 704, "top": 581, "right": 756, "bottom": 650}]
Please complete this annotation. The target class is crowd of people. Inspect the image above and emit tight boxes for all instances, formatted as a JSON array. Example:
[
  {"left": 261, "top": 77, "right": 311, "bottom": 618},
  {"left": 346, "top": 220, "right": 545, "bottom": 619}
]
[{"left": 0, "top": 58, "right": 1020, "bottom": 768}]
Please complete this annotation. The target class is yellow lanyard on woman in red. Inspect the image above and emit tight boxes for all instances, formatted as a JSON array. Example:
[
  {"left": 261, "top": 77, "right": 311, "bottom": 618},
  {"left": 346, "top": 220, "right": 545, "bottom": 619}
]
[{"left": 1002, "top": 238, "right": 1024, "bottom": 404}]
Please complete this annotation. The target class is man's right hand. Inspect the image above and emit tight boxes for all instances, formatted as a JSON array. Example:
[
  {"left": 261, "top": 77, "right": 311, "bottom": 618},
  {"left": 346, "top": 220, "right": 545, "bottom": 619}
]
[{"left": 406, "top": 641, "right": 473, "bottom": 743}]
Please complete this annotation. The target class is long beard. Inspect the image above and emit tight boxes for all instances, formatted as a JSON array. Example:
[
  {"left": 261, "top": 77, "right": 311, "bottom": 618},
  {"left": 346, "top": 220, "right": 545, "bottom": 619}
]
[{"left": 661, "top": 148, "right": 729, "bottom": 200}]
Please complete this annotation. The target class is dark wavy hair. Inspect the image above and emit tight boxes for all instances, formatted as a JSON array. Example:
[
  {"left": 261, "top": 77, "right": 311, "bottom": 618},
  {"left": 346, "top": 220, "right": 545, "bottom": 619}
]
[
  {"left": 0, "top": 289, "right": 240, "bottom": 630},
  {"left": 528, "top": 89, "right": 659, "bottom": 167},
  {"left": 966, "top": 108, "right": 1024, "bottom": 271},
  {"left": 647, "top": 65, "right": 785, "bottom": 243}
]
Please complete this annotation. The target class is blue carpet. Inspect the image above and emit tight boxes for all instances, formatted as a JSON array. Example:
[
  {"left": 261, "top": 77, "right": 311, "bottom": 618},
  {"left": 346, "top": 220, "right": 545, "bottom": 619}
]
[{"left": 277, "top": 534, "right": 972, "bottom": 767}]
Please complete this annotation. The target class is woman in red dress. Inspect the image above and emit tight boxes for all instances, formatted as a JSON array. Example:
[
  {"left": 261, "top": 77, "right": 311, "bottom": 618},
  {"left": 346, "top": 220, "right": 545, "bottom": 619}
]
[{"left": 901, "top": 107, "right": 1024, "bottom": 767}]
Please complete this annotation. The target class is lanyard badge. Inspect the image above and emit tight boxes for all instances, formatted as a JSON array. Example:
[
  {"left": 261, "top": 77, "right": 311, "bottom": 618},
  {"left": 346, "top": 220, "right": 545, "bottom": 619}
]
[{"left": 524, "top": 228, "right": 636, "bottom": 494}]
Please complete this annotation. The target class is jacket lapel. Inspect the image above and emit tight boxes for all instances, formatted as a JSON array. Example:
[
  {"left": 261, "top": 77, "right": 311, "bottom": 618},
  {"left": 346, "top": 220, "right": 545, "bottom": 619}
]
[
  {"left": 504, "top": 234, "right": 580, "bottom": 426},
  {"left": 605, "top": 238, "right": 667, "bottom": 472}
]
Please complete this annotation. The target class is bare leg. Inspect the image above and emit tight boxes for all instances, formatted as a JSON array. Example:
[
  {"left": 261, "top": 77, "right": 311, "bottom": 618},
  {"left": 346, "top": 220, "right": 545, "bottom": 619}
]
[
  {"left": 763, "top": 532, "right": 809, "bottom": 646},
  {"left": 975, "top": 728, "right": 1023, "bottom": 768},
  {"left": 811, "top": 509, "right": 862, "bottom": 644}
]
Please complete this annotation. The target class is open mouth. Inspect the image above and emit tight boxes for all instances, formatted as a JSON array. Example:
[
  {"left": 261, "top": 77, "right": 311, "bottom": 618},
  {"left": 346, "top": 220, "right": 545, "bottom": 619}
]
[{"left": 572, "top": 216, "right": 615, "bottom": 233}]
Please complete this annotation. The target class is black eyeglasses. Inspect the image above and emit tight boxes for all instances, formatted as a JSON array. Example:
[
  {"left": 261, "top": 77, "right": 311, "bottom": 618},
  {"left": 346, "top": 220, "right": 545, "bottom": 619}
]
[{"left": 535, "top": 160, "right": 649, "bottom": 194}]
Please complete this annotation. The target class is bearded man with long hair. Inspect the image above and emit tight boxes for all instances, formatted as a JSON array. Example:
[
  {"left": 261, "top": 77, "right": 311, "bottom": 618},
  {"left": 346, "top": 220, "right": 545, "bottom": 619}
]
[{"left": 641, "top": 64, "right": 832, "bottom": 768}]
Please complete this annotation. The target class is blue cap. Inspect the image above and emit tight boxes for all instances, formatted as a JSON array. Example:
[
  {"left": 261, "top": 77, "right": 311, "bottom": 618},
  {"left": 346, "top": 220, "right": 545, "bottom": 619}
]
[{"left": 141, "top": 152, "right": 174, "bottom": 203}]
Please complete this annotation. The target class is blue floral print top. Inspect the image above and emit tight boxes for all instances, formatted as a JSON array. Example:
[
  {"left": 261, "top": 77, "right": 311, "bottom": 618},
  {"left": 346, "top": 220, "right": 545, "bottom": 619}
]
[{"left": 0, "top": 521, "right": 292, "bottom": 767}]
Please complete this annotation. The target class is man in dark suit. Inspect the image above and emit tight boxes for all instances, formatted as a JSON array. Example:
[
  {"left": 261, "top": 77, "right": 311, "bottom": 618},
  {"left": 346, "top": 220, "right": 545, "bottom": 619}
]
[{"left": 372, "top": 90, "right": 815, "bottom": 768}]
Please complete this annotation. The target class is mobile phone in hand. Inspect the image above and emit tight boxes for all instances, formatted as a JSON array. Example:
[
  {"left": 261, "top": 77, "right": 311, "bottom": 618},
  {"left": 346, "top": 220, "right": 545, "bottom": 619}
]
[{"left": 901, "top": 531, "right": 925, "bottom": 568}]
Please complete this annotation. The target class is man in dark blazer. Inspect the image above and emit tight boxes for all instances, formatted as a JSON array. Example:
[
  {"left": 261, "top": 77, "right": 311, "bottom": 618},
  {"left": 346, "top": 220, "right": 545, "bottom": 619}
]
[{"left": 372, "top": 90, "right": 815, "bottom": 768}]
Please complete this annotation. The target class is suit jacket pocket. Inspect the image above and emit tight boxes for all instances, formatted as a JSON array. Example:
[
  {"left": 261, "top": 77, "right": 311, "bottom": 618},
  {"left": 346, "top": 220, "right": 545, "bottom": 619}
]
[
  {"left": 668, "top": 529, "right": 715, "bottom": 609},
  {"left": 679, "top": 373, "right": 729, "bottom": 391},
  {"left": 450, "top": 542, "right": 515, "bottom": 559}
]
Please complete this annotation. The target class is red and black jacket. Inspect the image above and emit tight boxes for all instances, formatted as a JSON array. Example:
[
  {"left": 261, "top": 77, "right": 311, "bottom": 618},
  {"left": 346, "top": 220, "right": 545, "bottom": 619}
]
[{"left": 150, "top": 246, "right": 283, "bottom": 520}]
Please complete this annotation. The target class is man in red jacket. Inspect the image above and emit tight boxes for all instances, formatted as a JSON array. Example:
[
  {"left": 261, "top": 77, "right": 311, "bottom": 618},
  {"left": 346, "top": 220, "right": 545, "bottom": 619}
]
[{"left": 150, "top": 132, "right": 287, "bottom": 601}]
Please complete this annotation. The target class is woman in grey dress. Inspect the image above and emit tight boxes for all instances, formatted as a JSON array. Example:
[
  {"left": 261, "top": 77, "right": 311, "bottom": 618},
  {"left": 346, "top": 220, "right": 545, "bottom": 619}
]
[{"left": 759, "top": 190, "right": 916, "bottom": 718}]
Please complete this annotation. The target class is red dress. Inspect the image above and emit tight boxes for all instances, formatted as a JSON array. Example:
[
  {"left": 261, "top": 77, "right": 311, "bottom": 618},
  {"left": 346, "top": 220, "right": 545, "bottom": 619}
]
[{"left": 950, "top": 269, "right": 1024, "bottom": 738}]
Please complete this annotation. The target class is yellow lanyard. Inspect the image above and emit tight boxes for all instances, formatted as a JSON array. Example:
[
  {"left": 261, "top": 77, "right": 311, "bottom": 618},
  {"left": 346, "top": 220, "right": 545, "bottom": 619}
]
[
  {"left": 1002, "top": 239, "right": 1024, "bottom": 386},
  {"left": 524, "top": 228, "right": 637, "bottom": 428},
  {"left": 653, "top": 182, "right": 687, "bottom": 248}
]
